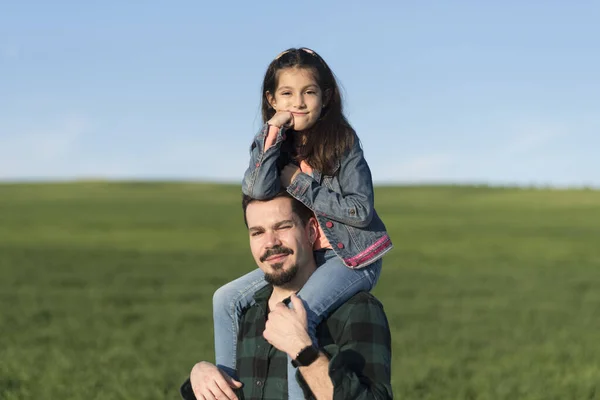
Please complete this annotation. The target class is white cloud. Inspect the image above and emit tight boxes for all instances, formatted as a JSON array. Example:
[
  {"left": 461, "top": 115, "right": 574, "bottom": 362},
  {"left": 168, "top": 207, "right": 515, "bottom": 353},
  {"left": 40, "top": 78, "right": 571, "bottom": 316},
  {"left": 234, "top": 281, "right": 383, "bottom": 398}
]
[
  {"left": 0, "top": 115, "right": 88, "bottom": 179},
  {"left": 370, "top": 119, "right": 582, "bottom": 184},
  {"left": 0, "top": 114, "right": 250, "bottom": 181},
  {"left": 374, "top": 154, "right": 456, "bottom": 183},
  {"left": 502, "top": 123, "right": 565, "bottom": 156},
  {"left": 157, "top": 138, "right": 247, "bottom": 180},
  {"left": 1, "top": 114, "right": 596, "bottom": 188}
]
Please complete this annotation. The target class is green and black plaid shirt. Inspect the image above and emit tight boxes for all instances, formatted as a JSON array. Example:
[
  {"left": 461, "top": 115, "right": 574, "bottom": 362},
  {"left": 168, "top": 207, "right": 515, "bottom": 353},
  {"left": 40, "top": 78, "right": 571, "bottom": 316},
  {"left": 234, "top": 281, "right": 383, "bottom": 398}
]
[{"left": 234, "top": 285, "right": 393, "bottom": 400}]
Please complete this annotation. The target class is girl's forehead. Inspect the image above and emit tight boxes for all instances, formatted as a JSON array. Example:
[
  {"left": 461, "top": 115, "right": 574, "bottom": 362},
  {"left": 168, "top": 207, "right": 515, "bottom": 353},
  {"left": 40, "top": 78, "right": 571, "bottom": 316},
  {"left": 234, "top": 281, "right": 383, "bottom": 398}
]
[{"left": 275, "top": 67, "right": 318, "bottom": 88}]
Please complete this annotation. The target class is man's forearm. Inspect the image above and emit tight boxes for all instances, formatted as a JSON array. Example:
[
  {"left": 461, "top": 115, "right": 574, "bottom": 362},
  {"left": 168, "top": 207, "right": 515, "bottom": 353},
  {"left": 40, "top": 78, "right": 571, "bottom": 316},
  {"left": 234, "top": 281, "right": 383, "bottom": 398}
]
[{"left": 298, "top": 352, "right": 333, "bottom": 400}]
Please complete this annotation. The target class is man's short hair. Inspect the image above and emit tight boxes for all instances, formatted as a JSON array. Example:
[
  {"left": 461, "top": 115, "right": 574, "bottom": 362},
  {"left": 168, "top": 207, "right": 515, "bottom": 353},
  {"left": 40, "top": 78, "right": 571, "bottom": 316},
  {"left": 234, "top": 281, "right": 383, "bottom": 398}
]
[{"left": 242, "top": 191, "right": 314, "bottom": 227}]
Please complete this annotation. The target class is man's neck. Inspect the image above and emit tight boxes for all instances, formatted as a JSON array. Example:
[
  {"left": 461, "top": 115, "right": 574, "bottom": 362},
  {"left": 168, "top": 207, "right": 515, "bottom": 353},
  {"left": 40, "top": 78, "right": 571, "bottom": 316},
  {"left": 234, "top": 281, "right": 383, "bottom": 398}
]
[{"left": 268, "top": 261, "right": 316, "bottom": 308}]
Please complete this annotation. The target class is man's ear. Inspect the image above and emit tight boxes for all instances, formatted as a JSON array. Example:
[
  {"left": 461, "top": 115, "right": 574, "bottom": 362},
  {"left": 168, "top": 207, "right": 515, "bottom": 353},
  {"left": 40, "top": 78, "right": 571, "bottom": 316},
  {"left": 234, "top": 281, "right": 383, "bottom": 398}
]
[{"left": 266, "top": 92, "right": 276, "bottom": 110}]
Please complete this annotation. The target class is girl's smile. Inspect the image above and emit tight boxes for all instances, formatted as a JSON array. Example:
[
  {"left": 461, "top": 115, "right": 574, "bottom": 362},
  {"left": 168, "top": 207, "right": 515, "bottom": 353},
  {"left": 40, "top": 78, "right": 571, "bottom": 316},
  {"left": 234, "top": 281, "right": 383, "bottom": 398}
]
[{"left": 268, "top": 67, "right": 323, "bottom": 131}]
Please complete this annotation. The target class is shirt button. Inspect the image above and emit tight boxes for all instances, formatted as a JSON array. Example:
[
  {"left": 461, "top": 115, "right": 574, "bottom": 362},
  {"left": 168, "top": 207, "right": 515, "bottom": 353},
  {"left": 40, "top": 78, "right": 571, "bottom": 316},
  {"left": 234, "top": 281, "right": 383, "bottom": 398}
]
[
  {"left": 282, "top": 133, "right": 286, "bottom": 140},
  {"left": 337, "top": 242, "right": 344, "bottom": 249},
  {"left": 349, "top": 261, "right": 358, "bottom": 267},
  {"left": 325, "top": 221, "right": 334, "bottom": 228},
  {"left": 256, "top": 380, "right": 263, "bottom": 386},
  {"left": 255, "top": 162, "right": 260, "bottom": 167}
]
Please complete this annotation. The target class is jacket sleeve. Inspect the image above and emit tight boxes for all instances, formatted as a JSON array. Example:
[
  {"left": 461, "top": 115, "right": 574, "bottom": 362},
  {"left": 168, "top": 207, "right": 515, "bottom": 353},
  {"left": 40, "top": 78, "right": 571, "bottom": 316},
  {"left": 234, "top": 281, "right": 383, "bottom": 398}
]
[
  {"left": 241, "top": 124, "right": 287, "bottom": 199},
  {"left": 297, "top": 296, "right": 393, "bottom": 400},
  {"left": 286, "top": 138, "right": 375, "bottom": 228}
]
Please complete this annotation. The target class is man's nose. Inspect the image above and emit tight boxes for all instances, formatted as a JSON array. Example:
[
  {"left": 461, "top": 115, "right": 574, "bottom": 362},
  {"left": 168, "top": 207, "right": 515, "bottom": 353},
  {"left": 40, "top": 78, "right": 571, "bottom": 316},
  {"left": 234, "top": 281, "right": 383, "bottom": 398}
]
[{"left": 264, "top": 231, "right": 282, "bottom": 247}]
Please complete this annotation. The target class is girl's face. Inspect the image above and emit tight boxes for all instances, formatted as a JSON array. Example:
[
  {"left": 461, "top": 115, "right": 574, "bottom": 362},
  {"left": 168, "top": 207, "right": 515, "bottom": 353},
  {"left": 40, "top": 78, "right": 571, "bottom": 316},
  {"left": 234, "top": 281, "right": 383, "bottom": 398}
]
[{"left": 268, "top": 67, "right": 324, "bottom": 131}]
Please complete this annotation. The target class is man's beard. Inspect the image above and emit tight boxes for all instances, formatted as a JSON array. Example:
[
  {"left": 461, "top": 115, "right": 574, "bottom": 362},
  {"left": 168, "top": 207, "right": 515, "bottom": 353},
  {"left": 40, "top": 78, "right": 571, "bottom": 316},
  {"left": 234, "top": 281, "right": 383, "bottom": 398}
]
[{"left": 264, "top": 262, "right": 300, "bottom": 286}]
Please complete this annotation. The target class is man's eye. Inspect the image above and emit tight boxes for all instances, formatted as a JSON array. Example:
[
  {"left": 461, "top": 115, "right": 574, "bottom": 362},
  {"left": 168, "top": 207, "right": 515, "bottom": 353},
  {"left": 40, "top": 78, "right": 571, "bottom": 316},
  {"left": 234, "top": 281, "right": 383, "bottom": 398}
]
[
  {"left": 278, "top": 225, "right": 292, "bottom": 230},
  {"left": 251, "top": 232, "right": 263, "bottom": 237}
]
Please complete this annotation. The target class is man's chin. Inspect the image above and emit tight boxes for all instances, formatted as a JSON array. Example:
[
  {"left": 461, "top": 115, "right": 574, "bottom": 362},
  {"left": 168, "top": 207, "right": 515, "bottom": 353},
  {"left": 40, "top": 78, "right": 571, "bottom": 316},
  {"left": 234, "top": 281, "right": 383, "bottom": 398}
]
[
  {"left": 264, "top": 263, "right": 299, "bottom": 287},
  {"left": 269, "top": 262, "right": 285, "bottom": 271}
]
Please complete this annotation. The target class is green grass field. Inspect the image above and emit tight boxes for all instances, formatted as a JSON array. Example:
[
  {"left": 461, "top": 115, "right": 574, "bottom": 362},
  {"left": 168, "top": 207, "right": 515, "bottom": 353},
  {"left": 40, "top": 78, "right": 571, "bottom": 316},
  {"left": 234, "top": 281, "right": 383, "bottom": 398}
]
[{"left": 1, "top": 182, "right": 599, "bottom": 400}]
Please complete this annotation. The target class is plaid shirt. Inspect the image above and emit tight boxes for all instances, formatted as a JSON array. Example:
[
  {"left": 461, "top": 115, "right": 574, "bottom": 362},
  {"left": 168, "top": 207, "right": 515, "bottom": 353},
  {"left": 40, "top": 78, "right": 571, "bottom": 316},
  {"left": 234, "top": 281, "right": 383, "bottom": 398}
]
[{"left": 234, "top": 285, "right": 393, "bottom": 400}]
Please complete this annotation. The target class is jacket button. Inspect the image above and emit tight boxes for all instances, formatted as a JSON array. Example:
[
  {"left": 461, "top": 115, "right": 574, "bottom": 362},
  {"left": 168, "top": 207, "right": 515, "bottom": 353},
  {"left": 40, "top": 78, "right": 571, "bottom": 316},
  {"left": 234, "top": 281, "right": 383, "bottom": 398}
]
[
  {"left": 325, "top": 221, "right": 333, "bottom": 228},
  {"left": 282, "top": 133, "right": 286, "bottom": 140},
  {"left": 337, "top": 242, "right": 344, "bottom": 249},
  {"left": 349, "top": 209, "right": 356, "bottom": 215},
  {"left": 349, "top": 261, "right": 358, "bottom": 267},
  {"left": 255, "top": 162, "right": 260, "bottom": 167}
]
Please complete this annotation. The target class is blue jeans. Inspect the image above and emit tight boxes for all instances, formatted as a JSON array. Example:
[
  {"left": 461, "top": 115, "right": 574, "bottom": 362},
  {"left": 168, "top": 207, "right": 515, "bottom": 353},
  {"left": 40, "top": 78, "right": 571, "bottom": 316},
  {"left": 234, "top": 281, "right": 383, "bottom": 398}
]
[{"left": 212, "top": 249, "right": 383, "bottom": 399}]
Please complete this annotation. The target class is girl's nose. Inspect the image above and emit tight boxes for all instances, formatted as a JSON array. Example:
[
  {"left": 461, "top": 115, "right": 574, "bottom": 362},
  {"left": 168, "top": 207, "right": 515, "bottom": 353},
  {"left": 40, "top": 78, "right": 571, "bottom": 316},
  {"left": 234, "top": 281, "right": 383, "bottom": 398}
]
[{"left": 294, "top": 93, "right": 305, "bottom": 108}]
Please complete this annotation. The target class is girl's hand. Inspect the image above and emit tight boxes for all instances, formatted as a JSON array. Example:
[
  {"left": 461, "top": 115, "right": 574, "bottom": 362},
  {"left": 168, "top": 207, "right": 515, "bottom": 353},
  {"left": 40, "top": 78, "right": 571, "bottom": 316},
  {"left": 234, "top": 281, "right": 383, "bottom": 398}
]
[
  {"left": 267, "top": 111, "right": 294, "bottom": 128},
  {"left": 280, "top": 164, "right": 301, "bottom": 187}
]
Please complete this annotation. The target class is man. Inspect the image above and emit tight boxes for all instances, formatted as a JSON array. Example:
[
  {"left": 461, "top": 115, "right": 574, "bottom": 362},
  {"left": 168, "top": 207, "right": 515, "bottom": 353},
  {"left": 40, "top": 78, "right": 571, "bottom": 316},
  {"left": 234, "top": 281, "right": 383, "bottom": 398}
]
[{"left": 181, "top": 192, "right": 392, "bottom": 399}]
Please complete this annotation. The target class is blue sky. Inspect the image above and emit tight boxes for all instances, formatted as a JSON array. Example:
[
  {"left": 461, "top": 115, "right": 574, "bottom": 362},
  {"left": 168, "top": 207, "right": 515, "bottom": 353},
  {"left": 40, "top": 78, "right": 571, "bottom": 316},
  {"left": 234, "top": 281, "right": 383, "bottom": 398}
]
[{"left": 1, "top": 1, "right": 598, "bottom": 186}]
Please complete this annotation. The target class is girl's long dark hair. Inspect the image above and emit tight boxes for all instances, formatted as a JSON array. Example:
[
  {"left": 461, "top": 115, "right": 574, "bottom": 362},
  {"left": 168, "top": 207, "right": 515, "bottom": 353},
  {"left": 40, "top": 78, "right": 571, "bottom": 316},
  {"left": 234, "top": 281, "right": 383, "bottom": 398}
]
[{"left": 261, "top": 48, "right": 356, "bottom": 176}]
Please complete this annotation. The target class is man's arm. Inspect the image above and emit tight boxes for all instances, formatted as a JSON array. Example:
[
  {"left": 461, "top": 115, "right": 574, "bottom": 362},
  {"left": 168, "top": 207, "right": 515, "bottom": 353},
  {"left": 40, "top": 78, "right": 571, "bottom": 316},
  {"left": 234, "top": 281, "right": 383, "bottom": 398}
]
[
  {"left": 263, "top": 294, "right": 335, "bottom": 398},
  {"left": 297, "top": 354, "right": 334, "bottom": 399},
  {"left": 298, "top": 292, "right": 393, "bottom": 400},
  {"left": 263, "top": 293, "right": 392, "bottom": 400}
]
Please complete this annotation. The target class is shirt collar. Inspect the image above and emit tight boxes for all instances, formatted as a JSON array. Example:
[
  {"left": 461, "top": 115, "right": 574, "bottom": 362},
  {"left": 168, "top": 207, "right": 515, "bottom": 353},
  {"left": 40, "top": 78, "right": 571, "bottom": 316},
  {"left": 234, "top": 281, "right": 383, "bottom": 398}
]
[{"left": 252, "top": 284, "right": 294, "bottom": 310}]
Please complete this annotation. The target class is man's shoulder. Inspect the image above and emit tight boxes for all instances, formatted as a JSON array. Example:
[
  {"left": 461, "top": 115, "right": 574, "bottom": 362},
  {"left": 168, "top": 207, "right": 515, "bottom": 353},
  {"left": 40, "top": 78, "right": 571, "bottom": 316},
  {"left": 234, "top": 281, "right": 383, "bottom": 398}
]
[
  {"left": 344, "top": 291, "right": 385, "bottom": 307},
  {"left": 334, "top": 291, "right": 386, "bottom": 316},
  {"left": 321, "top": 291, "right": 389, "bottom": 334},
  {"left": 317, "top": 290, "right": 391, "bottom": 350}
]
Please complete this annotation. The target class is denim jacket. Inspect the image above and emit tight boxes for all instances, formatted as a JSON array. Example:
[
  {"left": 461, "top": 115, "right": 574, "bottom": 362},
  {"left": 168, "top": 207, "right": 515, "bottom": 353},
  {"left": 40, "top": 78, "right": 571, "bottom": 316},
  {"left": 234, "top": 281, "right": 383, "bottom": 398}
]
[{"left": 242, "top": 124, "right": 393, "bottom": 269}]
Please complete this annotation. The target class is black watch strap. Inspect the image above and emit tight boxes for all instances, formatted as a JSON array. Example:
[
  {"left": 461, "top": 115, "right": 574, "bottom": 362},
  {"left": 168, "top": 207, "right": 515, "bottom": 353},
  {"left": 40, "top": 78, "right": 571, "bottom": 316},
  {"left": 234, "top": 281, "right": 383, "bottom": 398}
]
[
  {"left": 180, "top": 378, "right": 197, "bottom": 400},
  {"left": 291, "top": 345, "right": 320, "bottom": 368}
]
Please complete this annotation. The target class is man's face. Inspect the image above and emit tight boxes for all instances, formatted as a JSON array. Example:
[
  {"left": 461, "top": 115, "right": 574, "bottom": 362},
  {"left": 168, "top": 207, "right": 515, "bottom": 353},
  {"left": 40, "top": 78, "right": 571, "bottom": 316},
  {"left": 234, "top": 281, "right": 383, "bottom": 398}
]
[{"left": 246, "top": 197, "right": 315, "bottom": 286}]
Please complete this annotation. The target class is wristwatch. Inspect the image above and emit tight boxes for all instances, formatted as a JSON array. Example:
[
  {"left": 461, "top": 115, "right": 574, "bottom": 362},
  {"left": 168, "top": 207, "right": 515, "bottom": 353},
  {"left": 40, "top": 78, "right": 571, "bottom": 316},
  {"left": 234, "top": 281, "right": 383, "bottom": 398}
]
[{"left": 291, "top": 345, "right": 320, "bottom": 368}]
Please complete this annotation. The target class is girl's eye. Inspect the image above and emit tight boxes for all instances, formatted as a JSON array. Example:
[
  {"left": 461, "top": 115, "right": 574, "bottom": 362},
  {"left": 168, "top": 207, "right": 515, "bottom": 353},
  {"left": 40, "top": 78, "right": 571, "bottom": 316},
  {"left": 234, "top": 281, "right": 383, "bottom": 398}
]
[
  {"left": 281, "top": 92, "right": 291, "bottom": 96},
  {"left": 306, "top": 90, "right": 316, "bottom": 95}
]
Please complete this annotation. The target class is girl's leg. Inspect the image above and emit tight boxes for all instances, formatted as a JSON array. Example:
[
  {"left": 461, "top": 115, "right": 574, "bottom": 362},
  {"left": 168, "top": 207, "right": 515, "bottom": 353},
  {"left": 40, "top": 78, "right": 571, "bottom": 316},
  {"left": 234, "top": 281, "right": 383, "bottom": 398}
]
[
  {"left": 212, "top": 268, "right": 267, "bottom": 379},
  {"left": 286, "top": 250, "right": 383, "bottom": 399}
]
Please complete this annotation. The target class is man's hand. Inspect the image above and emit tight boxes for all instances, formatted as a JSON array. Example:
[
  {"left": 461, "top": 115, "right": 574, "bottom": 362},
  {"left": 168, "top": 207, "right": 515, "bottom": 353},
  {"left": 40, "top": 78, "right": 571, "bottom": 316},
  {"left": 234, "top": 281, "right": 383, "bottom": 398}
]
[
  {"left": 263, "top": 294, "right": 313, "bottom": 359},
  {"left": 280, "top": 164, "right": 302, "bottom": 188},
  {"left": 190, "top": 361, "right": 242, "bottom": 400}
]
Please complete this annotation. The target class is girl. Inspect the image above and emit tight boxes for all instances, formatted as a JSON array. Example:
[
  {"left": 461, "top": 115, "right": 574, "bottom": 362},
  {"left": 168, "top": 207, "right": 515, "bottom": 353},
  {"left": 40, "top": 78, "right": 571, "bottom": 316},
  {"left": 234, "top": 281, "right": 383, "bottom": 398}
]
[{"left": 213, "top": 47, "right": 393, "bottom": 399}]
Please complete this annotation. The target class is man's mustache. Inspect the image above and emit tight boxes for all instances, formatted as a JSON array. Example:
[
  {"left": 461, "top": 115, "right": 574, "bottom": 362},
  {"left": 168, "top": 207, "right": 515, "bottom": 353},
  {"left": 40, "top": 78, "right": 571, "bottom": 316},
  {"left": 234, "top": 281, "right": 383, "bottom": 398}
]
[{"left": 260, "top": 246, "right": 294, "bottom": 262}]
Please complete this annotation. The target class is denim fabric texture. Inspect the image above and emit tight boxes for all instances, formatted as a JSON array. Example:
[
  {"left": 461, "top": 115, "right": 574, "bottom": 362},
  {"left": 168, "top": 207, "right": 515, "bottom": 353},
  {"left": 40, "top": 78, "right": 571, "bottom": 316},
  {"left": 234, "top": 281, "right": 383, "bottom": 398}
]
[{"left": 242, "top": 124, "right": 393, "bottom": 269}]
